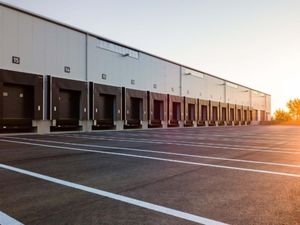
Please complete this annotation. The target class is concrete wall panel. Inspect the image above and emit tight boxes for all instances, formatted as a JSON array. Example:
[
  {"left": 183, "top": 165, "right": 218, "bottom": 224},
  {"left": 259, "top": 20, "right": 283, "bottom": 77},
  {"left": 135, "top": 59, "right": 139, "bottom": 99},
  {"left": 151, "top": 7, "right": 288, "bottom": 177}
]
[{"left": 0, "top": 6, "right": 86, "bottom": 81}]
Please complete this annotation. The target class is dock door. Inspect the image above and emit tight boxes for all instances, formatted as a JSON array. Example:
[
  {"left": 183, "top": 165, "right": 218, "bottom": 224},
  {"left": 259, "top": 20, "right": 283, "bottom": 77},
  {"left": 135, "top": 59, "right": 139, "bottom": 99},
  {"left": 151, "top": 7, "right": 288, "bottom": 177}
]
[
  {"left": 49, "top": 76, "right": 87, "bottom": 131},
  {"left": 209, "top": 101, "right": 219, "bottom": 126},
  {"left": 124, "top": 88, "right": 147, "bottom": 128},
  {"left": 184, "top": 97, "right": 197, "bottom": 127},
  {"left": 58, "top": 90, "right": 80, "bottom": 126},
  {"left": 148, "top": 92, "right": 167, "bottom": 128},
  {"left": 91, "top": 83, "right": 122, "bottom": 130},
  {"left": 229, "top": 104, "right": 235, "bottom": 125},
  {"left": 0, "top": 69, "right": 43, "bottom": 133},
  {"left": 198, "top": 99, "right": 209, "bottom": 126},
  {"left": 168, "top": 95, "right": 183, "bottom": 127}
]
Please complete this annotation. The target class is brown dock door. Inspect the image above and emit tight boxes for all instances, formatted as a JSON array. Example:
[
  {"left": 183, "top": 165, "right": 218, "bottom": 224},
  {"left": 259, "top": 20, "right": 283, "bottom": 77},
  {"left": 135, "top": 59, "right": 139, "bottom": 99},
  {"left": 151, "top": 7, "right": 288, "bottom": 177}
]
[
  {"left": 0, "top": 69, "right": 43, "bottom": 132},
  {"left": 188, "top": 104, "right": 195, "bottom": 121},
  {"left": 148, "top": 92, "right": 167, "bottom": 127},
  {"left": 91, "top": 83, "right": 122, "bottom": 129},
  {"left": 184, "top": 97, "right": 197, "bottom": 126},
  {"left": 221, "top": 107, "right": 227, "bottom": 121},
  {"left": 49, "top": 76, "right": 87, "bottom": 131},
  {"left": 201, "top": 105, "right": 208, "bottom": 121},
  {"left": 212, "top": 106, "right": 218, "bottom": 121},
  {"left": 59, "top": 90, "right": 80, "bottom": 121},
  {"left": 168, "top": 95, "right": 183, "bottom": 127},
  {"left": 230, "top": 108, "right": 235, "bottom": 121},
  {"left": 124, "top": 88, "right": 147, "bottom": 128}
]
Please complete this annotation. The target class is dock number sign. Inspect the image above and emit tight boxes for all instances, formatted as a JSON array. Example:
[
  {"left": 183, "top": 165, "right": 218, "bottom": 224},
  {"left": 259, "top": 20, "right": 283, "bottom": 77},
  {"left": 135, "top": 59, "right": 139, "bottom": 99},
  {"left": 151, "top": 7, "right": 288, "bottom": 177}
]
[{"left": 12, "top": 56, "right": 20, "bottom": 64}]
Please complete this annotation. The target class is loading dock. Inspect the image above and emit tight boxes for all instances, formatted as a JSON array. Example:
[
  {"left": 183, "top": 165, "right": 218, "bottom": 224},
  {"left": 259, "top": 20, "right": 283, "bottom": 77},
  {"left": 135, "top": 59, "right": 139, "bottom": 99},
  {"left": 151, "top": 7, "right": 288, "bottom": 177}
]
[
  {"left": 184, "top": 97, "right": 197, "bottom": 127},
  {"left": 197, "top": 100, "right": 209, "bottom": 126},
  {"left": 260, "top": 110, "right": 266, "bottom": 122},
  {"left": 168, "top": 95, "right": 184, "bottom": 127},
  {"left": 249, "top": 107, "right": 253, "bottom": 124},
  {"left": 148, "top": 92, "right": 167, "bottom": 128},
  {"left": 242, "top": 106, "right": 250, "bottom": 125},
  {"left": 252, "top": 109, "right": 258, "bottom": 121},
  {"left": 0, "top": 69, "right": 43, "bottom": 133},
  {"left": 123, "top": 88, "right": 147, "bottom": 129},
  {"left": 219, "top": 103, "right": 228, "bottom": 126},
  {"left": 235, "top": 105, "right": 243, "bottom": 125},
  {"left": 209, "top": 101, "right": 219, "bottom": 126},
  {"left": 90, "top": 83, "right": 122, "bottom": 130},
  {"left": 228, "top": 104, "right": 235, "bottom": 126},
  {"left": 48, "top": 76, "right": 87, "bottom": 131}
]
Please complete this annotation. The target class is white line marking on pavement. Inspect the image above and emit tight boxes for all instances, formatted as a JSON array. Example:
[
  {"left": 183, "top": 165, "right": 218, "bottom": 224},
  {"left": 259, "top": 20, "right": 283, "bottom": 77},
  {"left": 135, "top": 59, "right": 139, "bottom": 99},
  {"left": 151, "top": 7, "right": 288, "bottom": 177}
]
[
  {"left": 6, "top": 137, "right": 300, "bottom": 169},
  {"left": 0, "top": 211, "right": 23, "bottom": 225},
  {"left": 0, "top": 164, "right": 227, "bottom": 225},
  {"left": 1, "top": 138, "right": 300, "bottom": 178},
  {"left": 61, "top": 134, "right": 300, "bottom": 154}
]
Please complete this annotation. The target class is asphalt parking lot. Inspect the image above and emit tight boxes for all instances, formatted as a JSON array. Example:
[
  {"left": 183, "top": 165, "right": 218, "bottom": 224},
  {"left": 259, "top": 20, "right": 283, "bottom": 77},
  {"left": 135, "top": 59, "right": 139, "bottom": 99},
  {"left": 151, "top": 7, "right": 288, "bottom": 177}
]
[{"left": 1, "top": 125, "right": 300, "bottom": 225}]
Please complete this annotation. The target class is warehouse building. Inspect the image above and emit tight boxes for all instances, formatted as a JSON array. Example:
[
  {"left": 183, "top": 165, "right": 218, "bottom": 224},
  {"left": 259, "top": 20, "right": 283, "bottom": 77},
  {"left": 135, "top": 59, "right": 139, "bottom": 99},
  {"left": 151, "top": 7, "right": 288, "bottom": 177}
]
[{"left": 0, "top": 2, "right": 271, "bottom": 134}]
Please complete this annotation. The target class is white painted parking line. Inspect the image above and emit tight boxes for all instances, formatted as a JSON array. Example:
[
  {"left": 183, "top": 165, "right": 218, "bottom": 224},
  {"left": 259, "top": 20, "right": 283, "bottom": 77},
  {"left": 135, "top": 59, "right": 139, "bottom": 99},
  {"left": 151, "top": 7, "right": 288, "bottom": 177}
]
[
  {"left": 60, "top": 134, "right": 300, "bottom": 154},
  {"left": 117, "top": 130, "right": 300, "bottom": 142},
  {"left": 0, "top": 211, "right": 23, "bottom": 225},
  {"left": 0, "top": 164, "right": 227, "bottom": 225},
  {"left": 110, "top": 130, "right": 300, "bottom": 140},
  {"left": 5, "top": 137, "right": 300, "bottom": 169},
  {"left": 1, "top": 138, "right": 300, "bottom": 178},
  {"left": 111, "top": 131, "right": 300, "bottom": 143}
]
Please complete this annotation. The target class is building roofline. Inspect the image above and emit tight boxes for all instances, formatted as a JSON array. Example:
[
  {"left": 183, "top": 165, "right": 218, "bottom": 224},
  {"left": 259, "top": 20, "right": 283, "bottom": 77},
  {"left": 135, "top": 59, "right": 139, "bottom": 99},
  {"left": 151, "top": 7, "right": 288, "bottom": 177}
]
[{"left": 0, "top": 1, "right": 270, "bottom": 96}]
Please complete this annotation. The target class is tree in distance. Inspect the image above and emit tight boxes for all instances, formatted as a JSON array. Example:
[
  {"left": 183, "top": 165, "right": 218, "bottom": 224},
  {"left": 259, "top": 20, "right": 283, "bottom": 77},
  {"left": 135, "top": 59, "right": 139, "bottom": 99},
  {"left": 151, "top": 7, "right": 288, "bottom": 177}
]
[
  {"left": 287, "top": 98, "right": 300, "bottom": 120},
  {"left": 274, "top": 98, "right": 300, "bottom": 121},
  {"left": 274, "top": 109, "right": 291, "bottom": 121}
]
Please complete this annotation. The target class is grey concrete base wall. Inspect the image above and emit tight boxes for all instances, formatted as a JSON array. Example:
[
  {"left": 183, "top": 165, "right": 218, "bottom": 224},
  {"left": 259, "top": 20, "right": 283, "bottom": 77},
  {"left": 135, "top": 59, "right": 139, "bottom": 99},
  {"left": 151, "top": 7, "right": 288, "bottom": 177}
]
[
  {"left": 33, "top": 120, "right": 51, "bottom": 134},
  {"left": 115, "top": 121, "right": 124, "bottom": 130},
  {"left": 30, "top": 118, "right": 261, "bottom": 134},
  {"left": 141, "top": 121, "right": 148, "bottom": 129}
]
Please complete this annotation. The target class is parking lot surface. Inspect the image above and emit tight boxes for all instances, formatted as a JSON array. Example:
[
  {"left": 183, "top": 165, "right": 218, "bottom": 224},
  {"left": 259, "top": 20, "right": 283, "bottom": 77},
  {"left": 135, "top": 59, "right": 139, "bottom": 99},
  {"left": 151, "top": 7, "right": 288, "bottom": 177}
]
[{"left": 1, "top": 125, "right": 300, "bottom": 225}]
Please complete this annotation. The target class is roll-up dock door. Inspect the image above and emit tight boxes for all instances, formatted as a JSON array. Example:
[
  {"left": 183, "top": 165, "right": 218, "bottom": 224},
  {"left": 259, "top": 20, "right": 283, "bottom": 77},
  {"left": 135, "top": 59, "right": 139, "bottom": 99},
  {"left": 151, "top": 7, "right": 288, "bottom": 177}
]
[
  {"left": 131, "top": 98, "right": 142, "bottom": 121},
  {"left": 219, "top": 103, "right": 228, "bottom": 126},
  {"left": 91, "top": 83, "right": 122, "bottom": 130},
  {"left": 237, "top": 109, "right": 242, "bottom": 122},
  {"left": 100, "top": 94, "right": 115, "bottom": 122},
  {"left": 123, "top": 88, "right": 147, "bottom": 129},
  {"left": 48, "top": 76, "right": 87, "bottom": 131},
  {"left": 154, "top": 100, "right": 163, "bottom": 121},
  {"left": 209, "top": 101, "right": 219, "bottom": 126},
  {"left": 198, "top": 100, "right": 209, "bottom": 126},
  {"left": 168, "top": 95, "right": 184, "bottom": 127},
  {"left": 184, "top": 97, "right": 197, "bottom": 127},
  {"left": 221, "top": 107, "right": 227, "bottom": 124},
  {"left": 235, "top": 105, "right": 243, "bottom": 125},
  {"left": 59, "top": 89, "right": 80, "bottom": 122},
  {"left": 173, "top": 102, "right": 181, "bottom": 120},
  {"left": 148, "top": 91, "right": 167, "bottom": 128},
  {"left": 243, "top": 109, "right": 248, "bottom": 125},
  {"left": 188, "top": 104, "right": 195, "bottom": 120},
  {"left": 201, "top": 106, "right": 208, "bottom": 121},
  {"left": 212, "top": 106, "right": 218, "bottom": 121},
  {"left": 260, "top": 110, "right": 266, "bottom": 121},
  {"left": 0, "top": 69, "right": 43, "bottom": 133},
  {"left": 229, "top": 105, "right": 235, "bottom": 125}
]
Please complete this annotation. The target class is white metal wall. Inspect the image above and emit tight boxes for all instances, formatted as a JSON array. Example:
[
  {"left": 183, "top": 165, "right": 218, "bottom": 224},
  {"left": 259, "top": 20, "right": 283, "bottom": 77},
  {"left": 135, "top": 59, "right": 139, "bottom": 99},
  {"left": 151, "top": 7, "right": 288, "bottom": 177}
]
[
  {"left": 0, "top": 4, "right": 271, "bottom": 119},
  {"left": 181, "top": 68, "right": 206, "bottom": 99},
  {"left": 226, "top": 83, "right": 251, "bottom": 106},
  {"left": 181, "top": 68, "right": 226, "bottom": 102},
  {"left": 251, "top": 91, "right": 266, "bottom": 110},
  {"left": 0, "top": 5, "right": 86, "bottom": 81},
  {"left": 87, "top": 36, "right": 181, "bottom": 95}
]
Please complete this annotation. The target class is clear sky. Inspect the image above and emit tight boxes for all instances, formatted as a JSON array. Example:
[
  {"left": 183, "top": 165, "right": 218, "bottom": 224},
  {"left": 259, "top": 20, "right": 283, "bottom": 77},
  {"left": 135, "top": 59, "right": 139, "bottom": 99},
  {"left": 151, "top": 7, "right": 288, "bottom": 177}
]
[{"left": 2, "top": 0, "right": 300, "bottom": 114}]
